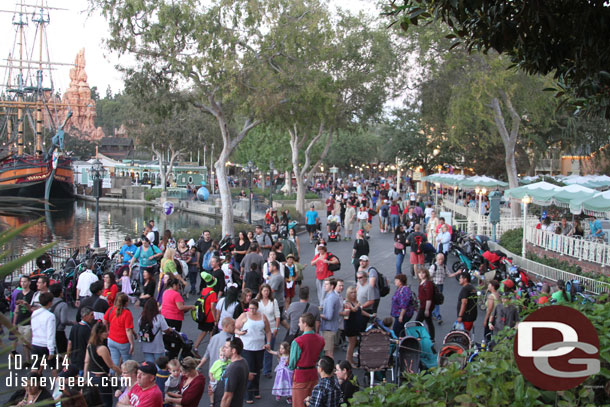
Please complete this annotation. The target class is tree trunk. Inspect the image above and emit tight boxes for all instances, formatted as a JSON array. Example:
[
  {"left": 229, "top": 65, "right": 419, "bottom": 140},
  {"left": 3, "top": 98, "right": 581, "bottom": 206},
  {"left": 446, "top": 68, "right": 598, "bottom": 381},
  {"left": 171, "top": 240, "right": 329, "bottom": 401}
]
[
  {"left": 295, "top": 176, "right": 306, "bottom": 215},
  {"left": 152, "top": 144, "right": 166, "bottom": 192},
  {"left": 215, "top": 153, "right": 233, "bottom": 238},
  {"left": 490, "top": 92, "right": 521, "bottom": 218},
  {"left": 285, "top": 170, "right": 292, "bottom": 195}
]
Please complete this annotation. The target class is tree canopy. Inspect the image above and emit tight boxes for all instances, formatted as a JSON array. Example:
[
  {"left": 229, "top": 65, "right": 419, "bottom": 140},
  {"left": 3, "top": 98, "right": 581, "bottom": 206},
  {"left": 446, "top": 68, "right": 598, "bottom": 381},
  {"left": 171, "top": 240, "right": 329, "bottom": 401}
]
[{"left": 385, "top": 0, "right": 610, "bottom": 118}]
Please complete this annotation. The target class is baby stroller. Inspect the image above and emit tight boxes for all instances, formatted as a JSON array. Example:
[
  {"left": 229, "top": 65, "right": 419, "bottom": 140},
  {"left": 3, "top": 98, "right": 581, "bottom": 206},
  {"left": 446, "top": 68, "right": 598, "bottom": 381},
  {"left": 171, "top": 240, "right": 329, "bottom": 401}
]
[
  {"left": 163, "top": 329, "right": 199, "bottom": 360},
  {"left": 400, "top": 321, "right": 437, "bottom": 375},
  {"left": 394, "top": 334, "right": 421, "bottom": 384},
  {"left": 438, "top": 330, "right": 472, "bottom": 369},
  {"left": 358, "top": 325, "right": 392, "bottom": 387}
]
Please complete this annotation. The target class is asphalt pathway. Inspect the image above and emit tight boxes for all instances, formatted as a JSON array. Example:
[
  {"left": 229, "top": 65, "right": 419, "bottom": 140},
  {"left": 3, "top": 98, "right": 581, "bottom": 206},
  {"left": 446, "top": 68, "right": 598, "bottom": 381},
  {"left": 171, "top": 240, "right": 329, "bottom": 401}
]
[{"left": 0, "top": 209, "right": 486, "bottom": 406}]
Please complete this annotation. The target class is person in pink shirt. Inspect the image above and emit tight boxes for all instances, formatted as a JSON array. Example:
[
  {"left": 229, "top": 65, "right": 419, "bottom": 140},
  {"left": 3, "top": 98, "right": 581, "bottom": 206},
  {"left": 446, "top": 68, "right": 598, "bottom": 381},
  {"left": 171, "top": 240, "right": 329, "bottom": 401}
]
[{"left": 160, "top": 278, "right": 195, "bottom": 331}]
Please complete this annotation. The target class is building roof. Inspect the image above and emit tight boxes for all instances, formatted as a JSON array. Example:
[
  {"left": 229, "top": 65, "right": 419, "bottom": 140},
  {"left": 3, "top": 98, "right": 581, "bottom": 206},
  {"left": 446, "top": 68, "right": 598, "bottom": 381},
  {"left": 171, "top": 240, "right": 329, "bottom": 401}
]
[{"left": 100, "top": 137, "right": 134, "bottom": 146}]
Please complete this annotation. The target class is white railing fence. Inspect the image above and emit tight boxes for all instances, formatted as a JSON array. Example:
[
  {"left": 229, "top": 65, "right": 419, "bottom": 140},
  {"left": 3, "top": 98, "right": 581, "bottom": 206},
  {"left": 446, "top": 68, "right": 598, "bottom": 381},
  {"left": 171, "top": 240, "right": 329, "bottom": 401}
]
[{"left": 525, "top": 227, "right": 610, "bottom": 267}]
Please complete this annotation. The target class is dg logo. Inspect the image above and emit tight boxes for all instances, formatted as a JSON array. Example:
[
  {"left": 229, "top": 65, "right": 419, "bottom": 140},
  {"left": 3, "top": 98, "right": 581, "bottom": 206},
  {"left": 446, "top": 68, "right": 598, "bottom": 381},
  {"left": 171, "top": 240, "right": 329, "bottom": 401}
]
[{"left": 514, "top": 305, "right": 600, "bottom": 390}]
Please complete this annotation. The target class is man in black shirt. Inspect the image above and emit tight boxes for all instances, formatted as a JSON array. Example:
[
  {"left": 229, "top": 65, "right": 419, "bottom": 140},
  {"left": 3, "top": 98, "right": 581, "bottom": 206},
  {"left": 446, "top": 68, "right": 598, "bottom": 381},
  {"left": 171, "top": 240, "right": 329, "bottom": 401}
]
[
  {"left": 196, "top": 230, "right": 212, "bottom": 267},
  {"left": 456, "top": 272, "right": 478, "bottom": 333},
  {"left": 214, "top": 337, "right": 249, "bottom": 407},
  {"left": 67, "top": 307, "right": 94, "bottom": 373},
  {"left": 210, "top": 256, "right": 226, "bottom": 295},
  {"left": 76, "top": 280, "right": 107, "bottom": 322}
]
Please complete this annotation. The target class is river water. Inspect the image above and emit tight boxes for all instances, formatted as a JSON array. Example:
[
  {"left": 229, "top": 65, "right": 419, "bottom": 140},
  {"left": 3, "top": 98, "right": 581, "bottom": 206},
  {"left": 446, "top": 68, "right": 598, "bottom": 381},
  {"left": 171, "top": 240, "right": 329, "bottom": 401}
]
[{"left": 2, "top": 200, "right": 219, "bottom": 256}]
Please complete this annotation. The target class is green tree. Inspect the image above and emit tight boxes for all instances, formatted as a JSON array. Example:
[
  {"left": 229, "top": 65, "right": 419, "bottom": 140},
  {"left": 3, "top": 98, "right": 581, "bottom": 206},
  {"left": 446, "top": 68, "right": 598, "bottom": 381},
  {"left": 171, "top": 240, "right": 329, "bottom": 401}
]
[
  {"left": 385, "top": 0, "right": 610, "bottom": 119},
  {"left": 93, "top": 0, "right": 290, "bottom": 235}
]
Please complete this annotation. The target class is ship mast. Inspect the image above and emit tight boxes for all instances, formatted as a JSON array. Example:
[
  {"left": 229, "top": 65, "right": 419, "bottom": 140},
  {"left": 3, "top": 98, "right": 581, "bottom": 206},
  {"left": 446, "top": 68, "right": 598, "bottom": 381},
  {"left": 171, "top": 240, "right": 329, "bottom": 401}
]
[
  {"left": 32, "top": 1, "right": 48, "bottom": 156},
  {"left": 15, "top": 3, "right": 25, "bottom": 156}
]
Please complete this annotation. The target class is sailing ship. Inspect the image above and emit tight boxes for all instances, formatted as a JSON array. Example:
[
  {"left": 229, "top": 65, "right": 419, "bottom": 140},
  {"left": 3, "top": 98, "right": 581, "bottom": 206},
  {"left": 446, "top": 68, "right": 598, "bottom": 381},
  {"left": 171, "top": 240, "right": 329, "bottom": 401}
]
[{"left": 0, "top": 1, "right": 75, "bottom": 200}]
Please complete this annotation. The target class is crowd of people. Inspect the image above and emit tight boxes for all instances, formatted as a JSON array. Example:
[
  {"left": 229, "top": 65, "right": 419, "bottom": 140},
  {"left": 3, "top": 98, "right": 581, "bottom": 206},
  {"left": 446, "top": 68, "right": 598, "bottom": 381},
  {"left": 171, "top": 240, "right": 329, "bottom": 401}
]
[{"left": 4, "top": 177, "right": 577, "bottom": 407}]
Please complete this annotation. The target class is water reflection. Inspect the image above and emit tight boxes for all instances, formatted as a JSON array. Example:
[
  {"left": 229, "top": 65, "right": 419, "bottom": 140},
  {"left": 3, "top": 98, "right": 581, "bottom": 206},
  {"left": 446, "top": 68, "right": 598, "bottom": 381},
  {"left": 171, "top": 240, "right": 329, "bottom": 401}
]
[{"left": 1, "top": 200, "right": 218, "bottom": 256}]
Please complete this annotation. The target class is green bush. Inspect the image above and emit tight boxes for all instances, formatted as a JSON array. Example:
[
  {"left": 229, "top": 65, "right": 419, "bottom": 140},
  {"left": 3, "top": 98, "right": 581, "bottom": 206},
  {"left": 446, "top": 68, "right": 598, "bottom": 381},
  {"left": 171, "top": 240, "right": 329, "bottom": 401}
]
[
  {"left": 526, "top": 252, "right": 583, "bottom": 275},
  {"left": 144, "top": 189, "right": 162, "bottom": 201},
  {"left": 350, "top": 300, "right": 610, "bottom": 407},
  {"left": 499, "top": 228, "right": 523, "bottom": 254}
]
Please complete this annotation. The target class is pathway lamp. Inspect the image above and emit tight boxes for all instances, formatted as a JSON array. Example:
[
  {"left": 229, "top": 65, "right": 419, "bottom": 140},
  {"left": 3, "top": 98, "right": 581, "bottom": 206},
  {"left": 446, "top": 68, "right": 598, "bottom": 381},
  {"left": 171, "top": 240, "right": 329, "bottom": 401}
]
[
  {"left": 522, "top": 194, "right": 532, "bottom": 257},
  {"left": 245, "top": 161, "right": 255, "bottom": 224},
  {"left": 90, "top": 159, "right": 106, "bottom": 248}
]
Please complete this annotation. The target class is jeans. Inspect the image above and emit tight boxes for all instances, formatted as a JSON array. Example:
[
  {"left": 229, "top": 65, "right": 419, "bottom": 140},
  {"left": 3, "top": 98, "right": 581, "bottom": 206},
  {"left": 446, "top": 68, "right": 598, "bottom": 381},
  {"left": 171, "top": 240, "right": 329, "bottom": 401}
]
[
  {"left": 392, "top": 317, "right": 406, "bottom": 338},
  {"left": 395, "top": 252, "right": 405, "bottom": 275},
  {"left": 316, "top": 279, "right": 326, "bottom": 305},
  {"left": 188, "top": 264, "right": 199, "bottom": 294},
  {"left": 432, "top": 284, "right": 443, "bottom": 319},
  {"left": 390, "top": 214, "right": 400, "bottom": 231},
  {"left": 108, "top": 338, "right": 131, "bottom": 370},
  {"left": 263, "top": 334, "right": 277, "bottom": 375},
  {"left": 242, "top": 349, "right": 264, "bottom": 400},
  {"left": 416, "top": 308, "right": 435, "bottom": 341},
  {"left": 143, "top": 352, "right": 165, "bottom": 364}
]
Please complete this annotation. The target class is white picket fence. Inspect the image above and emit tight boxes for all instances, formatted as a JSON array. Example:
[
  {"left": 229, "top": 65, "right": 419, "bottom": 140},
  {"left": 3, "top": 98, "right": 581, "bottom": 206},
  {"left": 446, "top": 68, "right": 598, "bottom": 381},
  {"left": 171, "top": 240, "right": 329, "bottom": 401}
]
[{"left": 525, "top": 227, "right": 610, "bottom": 267}]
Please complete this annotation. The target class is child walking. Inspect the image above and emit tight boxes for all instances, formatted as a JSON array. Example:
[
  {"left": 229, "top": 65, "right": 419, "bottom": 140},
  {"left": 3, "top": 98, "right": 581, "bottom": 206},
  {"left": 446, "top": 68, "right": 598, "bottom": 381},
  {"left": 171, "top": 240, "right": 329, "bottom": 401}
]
[{"left": 267, "top": 341, "right": 292, "bottom": 403}]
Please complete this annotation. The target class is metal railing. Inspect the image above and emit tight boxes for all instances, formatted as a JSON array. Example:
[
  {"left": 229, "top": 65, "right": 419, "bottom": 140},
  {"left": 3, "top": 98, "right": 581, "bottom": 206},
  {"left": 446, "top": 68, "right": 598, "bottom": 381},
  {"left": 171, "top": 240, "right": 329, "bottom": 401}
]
[
  {"left": 525, "top": 227, "right": 610, "bottom": 267},
  {"left": 489, "top": 242, "right": 610, "bottom": 295},
  {"left": 2, "top": 241, "right": 123, "bottom": 280}
]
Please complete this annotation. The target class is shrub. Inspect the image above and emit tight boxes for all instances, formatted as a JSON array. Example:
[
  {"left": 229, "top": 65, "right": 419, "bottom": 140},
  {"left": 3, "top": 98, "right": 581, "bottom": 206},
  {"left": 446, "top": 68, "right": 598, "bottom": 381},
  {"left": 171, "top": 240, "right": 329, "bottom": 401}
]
[
  {"left": 350, "top": 300, "right": 609, "bottom": 407},
  {"left": 144, "top": 189, "right": 162, "bottom": 201},
  {"left": 499, "top": 228, "right": 523, "bottom": 254},
  {"left": 173, "top": 223, "right": 256, "bottom": 241},
  {"left": 526, "top": 253, "right": 583, "bottom": 275}
]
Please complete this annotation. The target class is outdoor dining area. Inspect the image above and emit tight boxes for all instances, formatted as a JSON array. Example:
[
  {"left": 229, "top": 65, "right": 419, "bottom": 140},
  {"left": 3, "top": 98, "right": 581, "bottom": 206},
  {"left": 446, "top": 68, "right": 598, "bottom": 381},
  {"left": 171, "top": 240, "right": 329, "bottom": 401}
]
[{"left": 423, "top": 173, "right": 610, "bottom": 271}]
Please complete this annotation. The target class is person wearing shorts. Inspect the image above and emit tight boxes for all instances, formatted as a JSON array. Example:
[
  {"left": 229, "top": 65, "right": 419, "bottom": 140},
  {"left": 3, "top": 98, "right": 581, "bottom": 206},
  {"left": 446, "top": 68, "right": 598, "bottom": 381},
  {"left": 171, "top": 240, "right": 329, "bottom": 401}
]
[
  {"left": 305, "top": 205, "right": 319, "bottom": 243},
  {"left": 193, "top": 275, "right": 218, "bottom": 352}
]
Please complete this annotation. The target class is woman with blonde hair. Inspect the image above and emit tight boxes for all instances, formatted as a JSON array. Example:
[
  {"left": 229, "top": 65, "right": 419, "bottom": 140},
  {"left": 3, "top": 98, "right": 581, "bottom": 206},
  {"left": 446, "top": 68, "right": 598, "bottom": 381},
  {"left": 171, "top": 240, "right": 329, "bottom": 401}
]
[
  {"left": 161, "top": 248, "right": 187, "bottom": 287},
  {"left": 114, "top": 360, "right": 138, "bottom": 406},
  {"left": 340, "top": 286, "right": 373, "bottom": 367}
]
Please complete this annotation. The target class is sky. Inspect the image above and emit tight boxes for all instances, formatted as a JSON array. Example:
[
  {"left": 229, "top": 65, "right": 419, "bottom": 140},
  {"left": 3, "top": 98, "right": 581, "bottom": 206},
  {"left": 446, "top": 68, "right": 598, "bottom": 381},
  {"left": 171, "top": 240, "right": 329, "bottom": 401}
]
[{"left": 0, "top": 0, "right": 380, "bottom": 97}]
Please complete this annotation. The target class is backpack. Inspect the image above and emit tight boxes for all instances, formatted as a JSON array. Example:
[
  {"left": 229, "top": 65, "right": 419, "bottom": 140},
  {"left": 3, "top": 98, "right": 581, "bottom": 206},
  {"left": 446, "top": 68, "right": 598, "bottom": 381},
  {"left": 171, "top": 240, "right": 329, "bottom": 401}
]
[
  {"left": 202, "top": 251, "right": 213, "bottom": 271},
  {"left": 328, "top": 253, "right": 341, "bottom": 272},
  {"left": 381, "top": 206, "right": 389, "bottom": 217},
  {"left": 138, "top": 317, "right": 158, "bottom": 343},
  {"left": 192, "top": 290, "right": 214, "bottom": 323},
  {"left": 371, "top": 267, "right": 390, "bottom": 297},
  {"left": 414, "top": 235, "right": 424, "bottom": 255},
  {"left": 433, "top": 283, "right": 444, "bottom": 305},
  {"left": 402, "top": 287, "right": 418, "bottom": 319}
]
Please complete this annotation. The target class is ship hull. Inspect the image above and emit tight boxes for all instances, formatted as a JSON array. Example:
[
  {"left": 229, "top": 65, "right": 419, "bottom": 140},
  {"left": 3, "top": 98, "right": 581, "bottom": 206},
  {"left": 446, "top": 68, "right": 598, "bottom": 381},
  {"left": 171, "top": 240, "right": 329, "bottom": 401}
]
[{"left": 0, "top": 155, "right": 75, "bottom": 200}]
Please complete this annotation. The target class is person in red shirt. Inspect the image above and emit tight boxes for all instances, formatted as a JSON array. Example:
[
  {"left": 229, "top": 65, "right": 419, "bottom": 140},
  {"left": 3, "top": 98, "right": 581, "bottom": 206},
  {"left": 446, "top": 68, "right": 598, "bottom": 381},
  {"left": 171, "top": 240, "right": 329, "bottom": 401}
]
[
  {"left": 103, "top": 293, "right": 135, "bottom": 368},
  {"left": 325, "top": 196, "right": 335, "bottom": 217},
  {"left": 415, "top": 268, "right": 435, "bottom": 341},
  {"left": 310, "top": 246, "right": 339, "bottom": 306},
  {"left": 121, "top": 361, "right": 163, "bottom": 407},
  {"left": 160, "top": 278, "right": 195, "bottom": 331},
  {"left": 193, "top": 272, "right": 218, "bottom": 352},
  {"left": 101, "top": 273, "right": 119, "bottom": 307}
]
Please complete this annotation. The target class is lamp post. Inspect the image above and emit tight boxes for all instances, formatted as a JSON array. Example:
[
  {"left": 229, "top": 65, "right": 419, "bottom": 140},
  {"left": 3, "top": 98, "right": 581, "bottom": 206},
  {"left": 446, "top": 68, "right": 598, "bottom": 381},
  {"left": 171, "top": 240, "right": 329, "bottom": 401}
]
[
  {"left": 269, "top": 161, "right": 274, "bottom": 210},
  {"left": 90, "top": 159, "right": 106, "bottom": 248},
  {"left": 521, "top": 194, "right": 532, "bottom": 257},
  {"left": 245, "top": 161, "right": 255, "bottom": 224}
]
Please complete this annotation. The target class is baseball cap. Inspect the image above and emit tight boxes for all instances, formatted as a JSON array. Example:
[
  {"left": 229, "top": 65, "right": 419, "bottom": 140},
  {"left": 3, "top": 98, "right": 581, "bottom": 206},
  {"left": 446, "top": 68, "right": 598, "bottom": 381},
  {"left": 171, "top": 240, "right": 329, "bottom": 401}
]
[
  {"left": 359, "top": 255, "right": 369, "bottom": 261},
  {"left": 286, "top": 254, "right": 295, "bottom": 260},
  {"left": 138, "top": 361, "right": 157, "bottom": 376}
]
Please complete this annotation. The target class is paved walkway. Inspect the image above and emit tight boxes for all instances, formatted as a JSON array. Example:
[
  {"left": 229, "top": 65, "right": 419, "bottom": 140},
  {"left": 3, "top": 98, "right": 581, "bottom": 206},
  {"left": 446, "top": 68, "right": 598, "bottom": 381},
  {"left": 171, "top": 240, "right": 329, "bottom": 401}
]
[{"left": 0, "top": 210, "right": 486, "bottom": 406}]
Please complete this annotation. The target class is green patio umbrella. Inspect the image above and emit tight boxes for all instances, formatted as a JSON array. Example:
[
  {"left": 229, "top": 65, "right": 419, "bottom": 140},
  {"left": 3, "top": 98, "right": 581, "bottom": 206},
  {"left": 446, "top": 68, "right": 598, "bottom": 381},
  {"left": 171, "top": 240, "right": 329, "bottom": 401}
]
[
  {"left": 552, "top": 184, "right": 597, "bottom": 208},
  {"left": 570, "top": 190, "right": 610, "bottom": 217},
  {"left": 459, "top": 175, "right": 509, "bottom": 189},
  {"left": 503, "top": 181, "right": 562, "bottom": 205}
]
